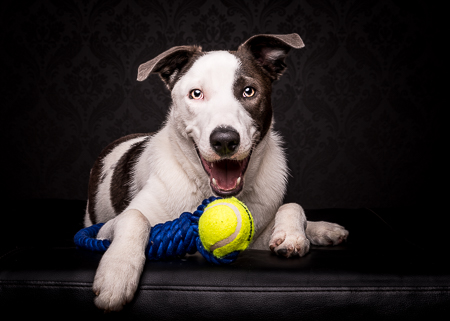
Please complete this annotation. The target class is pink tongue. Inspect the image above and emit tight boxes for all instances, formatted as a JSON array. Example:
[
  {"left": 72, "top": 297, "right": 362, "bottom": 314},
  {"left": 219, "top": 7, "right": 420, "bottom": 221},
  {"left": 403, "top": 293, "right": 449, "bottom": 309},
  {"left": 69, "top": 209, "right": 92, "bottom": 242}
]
[{"left": 211, "top": 160, "right": 242, "bottom": 190}]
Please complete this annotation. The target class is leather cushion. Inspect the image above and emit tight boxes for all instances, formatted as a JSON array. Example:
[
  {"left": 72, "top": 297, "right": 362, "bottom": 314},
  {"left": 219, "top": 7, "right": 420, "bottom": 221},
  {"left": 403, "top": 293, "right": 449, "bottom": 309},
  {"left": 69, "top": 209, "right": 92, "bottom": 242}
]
[{"left": 0, "top": 201, "right": 448, "bottom": 320}]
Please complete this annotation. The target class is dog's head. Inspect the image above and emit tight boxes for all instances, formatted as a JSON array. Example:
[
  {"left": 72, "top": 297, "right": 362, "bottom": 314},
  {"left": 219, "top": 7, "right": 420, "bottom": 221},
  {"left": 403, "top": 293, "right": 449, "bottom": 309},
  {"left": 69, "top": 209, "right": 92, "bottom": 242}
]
[{"left": 137, "top": 34, "right": 304, "bottom": 197}]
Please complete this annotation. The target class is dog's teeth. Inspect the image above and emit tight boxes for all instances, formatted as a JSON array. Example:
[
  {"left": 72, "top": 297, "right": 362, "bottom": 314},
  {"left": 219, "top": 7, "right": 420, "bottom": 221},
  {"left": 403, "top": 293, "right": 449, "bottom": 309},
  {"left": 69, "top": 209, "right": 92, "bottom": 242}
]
[
  {"left": 211, "top": 162, "right": 213, "bottom": 168},
  {"left": 237, "top": 177, "right": 241, "bottom": 185},
  {"left": 212, "top": 178, "right": 218, "bottom": 187}
]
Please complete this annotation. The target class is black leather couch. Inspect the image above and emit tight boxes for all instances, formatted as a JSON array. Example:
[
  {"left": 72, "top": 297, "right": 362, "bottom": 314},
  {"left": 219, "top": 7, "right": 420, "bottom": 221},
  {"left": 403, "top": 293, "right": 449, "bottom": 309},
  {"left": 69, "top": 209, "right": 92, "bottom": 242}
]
[{"left": 1, "top": 199, "right": 448, "bottom": 320}]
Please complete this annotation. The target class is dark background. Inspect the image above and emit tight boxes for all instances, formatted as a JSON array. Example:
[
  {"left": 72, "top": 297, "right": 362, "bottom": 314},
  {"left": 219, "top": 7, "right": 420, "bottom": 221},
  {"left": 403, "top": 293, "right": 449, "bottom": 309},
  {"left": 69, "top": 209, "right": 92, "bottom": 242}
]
[{"left": 1, "top": 0, "right": 441, "bottom": 210}]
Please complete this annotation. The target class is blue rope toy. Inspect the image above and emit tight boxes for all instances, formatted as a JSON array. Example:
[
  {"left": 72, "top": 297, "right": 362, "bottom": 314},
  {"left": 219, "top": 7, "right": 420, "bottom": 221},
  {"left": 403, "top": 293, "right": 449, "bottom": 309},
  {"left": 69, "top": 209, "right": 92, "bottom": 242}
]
[{"left": 74, "top": 196, "right": 239, "bottom": 265}]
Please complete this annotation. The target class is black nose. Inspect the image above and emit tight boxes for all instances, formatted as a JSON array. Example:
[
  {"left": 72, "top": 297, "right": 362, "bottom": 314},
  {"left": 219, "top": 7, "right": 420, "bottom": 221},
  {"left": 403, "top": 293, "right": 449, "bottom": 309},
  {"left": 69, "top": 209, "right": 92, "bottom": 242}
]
[{"left": 210, "top": 126, "right": 240, "bottom": 157}]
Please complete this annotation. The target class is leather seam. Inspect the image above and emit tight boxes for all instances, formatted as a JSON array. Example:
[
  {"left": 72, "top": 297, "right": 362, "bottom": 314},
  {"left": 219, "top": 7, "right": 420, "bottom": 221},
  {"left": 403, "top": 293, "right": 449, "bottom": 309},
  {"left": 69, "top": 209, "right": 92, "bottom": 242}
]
[
  {"left": 138, "top": 286, "right": 450, "bottom": 293},
  {"left": 1, "top": 282, "right": 449, "bottom": 292},
  {"left": 0, "top": 281, "right": 92, "bottom": 288}
]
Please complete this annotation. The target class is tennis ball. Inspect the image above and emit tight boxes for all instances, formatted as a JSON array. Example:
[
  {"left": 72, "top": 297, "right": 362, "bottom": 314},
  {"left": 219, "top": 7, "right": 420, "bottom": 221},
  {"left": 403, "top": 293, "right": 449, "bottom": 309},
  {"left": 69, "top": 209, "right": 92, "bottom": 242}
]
[{"left": 198, "top": 197, "right": 254, "bottom": 258}]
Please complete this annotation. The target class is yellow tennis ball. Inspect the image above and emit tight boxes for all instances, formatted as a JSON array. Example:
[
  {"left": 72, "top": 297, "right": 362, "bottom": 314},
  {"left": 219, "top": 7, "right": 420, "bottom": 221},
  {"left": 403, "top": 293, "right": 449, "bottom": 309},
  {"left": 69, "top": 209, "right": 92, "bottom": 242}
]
[{"left": 199, "top": 197, "right": 254, "bottom": 258}]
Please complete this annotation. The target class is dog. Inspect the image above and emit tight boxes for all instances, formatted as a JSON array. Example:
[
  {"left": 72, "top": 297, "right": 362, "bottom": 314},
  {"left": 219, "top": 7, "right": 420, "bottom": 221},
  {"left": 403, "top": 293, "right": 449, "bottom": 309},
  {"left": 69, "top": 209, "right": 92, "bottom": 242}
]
[{"left": 84, "top": 33, "right": 349, "bottom": 311}]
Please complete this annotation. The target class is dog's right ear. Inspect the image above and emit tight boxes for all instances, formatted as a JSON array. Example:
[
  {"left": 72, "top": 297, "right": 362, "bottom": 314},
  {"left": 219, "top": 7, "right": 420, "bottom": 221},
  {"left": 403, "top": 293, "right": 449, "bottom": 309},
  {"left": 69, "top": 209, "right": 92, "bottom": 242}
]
[
  {"left": 137, "top": 45, "right": 202, "bottom": 89},
  {"left": 238, "top": 33, "right": 304, "bottom": 81}
]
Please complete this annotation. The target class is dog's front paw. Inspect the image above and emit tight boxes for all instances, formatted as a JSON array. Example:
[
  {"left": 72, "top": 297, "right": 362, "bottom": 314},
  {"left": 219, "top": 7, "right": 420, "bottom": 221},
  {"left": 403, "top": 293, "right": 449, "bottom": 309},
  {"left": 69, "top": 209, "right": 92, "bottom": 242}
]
[
  {"left": 93, "top": 252, "right": 144, "bottom": 311},
  {"left": 269, "top": 230, "right": 310, "bottom": 258},
  {"left": 306, "top": 221, "right": 349, "bottom": 246}
]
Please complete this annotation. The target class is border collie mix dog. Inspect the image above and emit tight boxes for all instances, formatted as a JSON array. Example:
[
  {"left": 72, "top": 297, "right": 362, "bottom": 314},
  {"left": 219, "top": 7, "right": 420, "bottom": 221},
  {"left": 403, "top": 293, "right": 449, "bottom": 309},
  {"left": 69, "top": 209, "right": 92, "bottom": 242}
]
[{"left": 85, "top": 33, "right": 349, "bottom": 311}]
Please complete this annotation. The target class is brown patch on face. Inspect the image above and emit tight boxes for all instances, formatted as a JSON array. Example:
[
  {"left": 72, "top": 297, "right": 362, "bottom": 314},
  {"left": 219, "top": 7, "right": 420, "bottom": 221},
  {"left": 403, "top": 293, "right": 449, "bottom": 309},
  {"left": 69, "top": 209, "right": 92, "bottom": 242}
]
[
  {"left": 231, "top": 50, "right": 274, "bottom": 143},
  {"left": 87, "top": 133, "right": 150, "bottom": 224}
]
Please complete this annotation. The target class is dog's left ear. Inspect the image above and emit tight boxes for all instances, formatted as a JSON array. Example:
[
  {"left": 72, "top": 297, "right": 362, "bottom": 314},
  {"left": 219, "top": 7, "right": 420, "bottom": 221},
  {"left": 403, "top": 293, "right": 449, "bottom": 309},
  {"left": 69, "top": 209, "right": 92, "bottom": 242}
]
[
  {"left": 137, "top": 45, "right": 202, "bottom": 89},
  {"left": 238, "top": 33, "right": 304, "bottom": 80}
]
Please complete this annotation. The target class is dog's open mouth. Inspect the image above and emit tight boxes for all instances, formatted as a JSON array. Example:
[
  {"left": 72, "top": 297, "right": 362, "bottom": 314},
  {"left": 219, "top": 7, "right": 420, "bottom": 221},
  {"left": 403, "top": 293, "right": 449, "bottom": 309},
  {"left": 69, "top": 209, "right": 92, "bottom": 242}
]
[{"left": 197, "top": 150, "right": 251, "bottom": 197}]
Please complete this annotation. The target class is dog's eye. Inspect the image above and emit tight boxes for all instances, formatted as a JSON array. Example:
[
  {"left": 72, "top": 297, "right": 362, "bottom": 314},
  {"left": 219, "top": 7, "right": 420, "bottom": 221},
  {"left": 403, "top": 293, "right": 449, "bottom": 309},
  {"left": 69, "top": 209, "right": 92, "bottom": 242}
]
[
  {"left": 189, "top": 89, "right": 204, "bottom": 100},
  {"left": 243, "top": 87, "right": 255, "bottom": 98}
]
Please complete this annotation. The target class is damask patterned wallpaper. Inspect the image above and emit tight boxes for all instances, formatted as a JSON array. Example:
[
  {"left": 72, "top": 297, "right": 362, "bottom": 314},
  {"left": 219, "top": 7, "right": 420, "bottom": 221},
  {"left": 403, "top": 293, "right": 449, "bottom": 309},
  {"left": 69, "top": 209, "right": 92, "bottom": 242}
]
[{"left": 1, "top": 0, "right": 439, "bottom": 209}]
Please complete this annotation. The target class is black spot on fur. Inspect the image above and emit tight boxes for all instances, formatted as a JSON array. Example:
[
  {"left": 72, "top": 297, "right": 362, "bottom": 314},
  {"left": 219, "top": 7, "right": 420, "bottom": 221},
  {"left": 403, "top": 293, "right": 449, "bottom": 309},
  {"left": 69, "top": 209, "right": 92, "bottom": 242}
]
[
  {"left": 110, "top": 136, "right": 149, "bottom": 215},
  {"left": 87, "top": 133, "right": 150, "bottom": 224}
]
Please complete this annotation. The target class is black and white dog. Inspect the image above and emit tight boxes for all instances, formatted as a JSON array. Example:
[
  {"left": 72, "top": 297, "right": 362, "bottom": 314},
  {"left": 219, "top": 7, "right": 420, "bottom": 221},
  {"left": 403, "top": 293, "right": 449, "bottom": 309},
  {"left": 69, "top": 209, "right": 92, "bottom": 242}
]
[{"left": 85, "top": 33, "right": 349, "bottom": 311}]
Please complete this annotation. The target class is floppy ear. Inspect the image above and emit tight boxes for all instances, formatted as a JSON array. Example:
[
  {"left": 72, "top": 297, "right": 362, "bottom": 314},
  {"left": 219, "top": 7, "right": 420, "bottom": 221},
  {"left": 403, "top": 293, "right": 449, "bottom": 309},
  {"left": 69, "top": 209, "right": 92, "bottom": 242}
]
[
  {"left": 238, "top": 33, "right": 304, "bottom": 80},
  {"left": 137, "top": 45, "right": 202, "bottom": 89}
]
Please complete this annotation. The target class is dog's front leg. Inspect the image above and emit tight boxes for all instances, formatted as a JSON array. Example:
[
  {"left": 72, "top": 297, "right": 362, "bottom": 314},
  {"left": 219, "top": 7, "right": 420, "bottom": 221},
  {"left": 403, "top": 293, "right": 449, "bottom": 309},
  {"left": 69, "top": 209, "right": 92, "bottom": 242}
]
[
  {"left": 93, "top": 209, "right": 151, "bottom": 311},
  {"left": 306, "top": 221, "right": 349, "bottom": 246},
  {"left": 269, "top": 203, "right": 310, "bottom": 258}
]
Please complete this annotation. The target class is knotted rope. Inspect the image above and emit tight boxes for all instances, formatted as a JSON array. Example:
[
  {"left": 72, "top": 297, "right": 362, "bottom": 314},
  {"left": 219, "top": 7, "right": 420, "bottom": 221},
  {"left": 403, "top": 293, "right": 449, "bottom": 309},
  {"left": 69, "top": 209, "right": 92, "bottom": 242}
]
[{"left": 74, "top": 196, "right": 239, "bottom": 265}]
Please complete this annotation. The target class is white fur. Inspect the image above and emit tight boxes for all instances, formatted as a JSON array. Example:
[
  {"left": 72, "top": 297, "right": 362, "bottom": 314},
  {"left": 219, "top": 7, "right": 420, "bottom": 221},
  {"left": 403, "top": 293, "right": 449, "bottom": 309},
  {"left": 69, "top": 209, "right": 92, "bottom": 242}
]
[
  {"left": 93, "top": 209, "right": 150, "bottom": 310},
  {"left": 270, "top": 203, "right": 310, "bottom": 257},
  {"left": 86, "top": 49, "right": 349, "bottom": 311},
  {"left": 172, "top": 52, "right": 255, "bottom": 162}
]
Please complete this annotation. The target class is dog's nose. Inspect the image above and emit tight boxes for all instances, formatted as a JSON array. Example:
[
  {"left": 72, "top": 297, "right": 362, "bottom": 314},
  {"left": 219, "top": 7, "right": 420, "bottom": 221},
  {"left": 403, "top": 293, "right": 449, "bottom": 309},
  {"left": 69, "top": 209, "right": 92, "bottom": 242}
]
[{"left": 210, "top": 126, "right": 240, "bottom": 157}]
